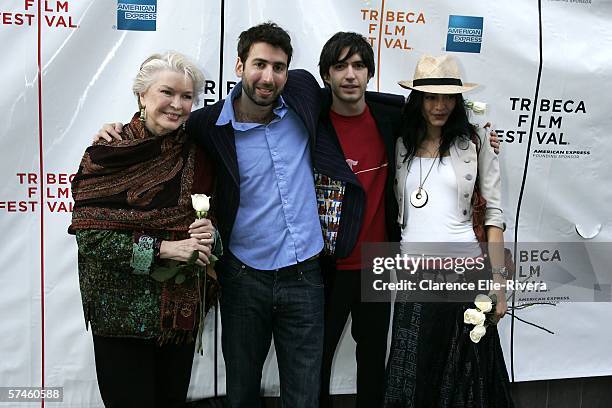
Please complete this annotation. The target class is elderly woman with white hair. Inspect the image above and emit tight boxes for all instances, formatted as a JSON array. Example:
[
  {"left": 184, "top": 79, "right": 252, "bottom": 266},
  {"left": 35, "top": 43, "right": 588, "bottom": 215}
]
[{"left": 70, "top": 52, "right": 219, "bottom": 408}]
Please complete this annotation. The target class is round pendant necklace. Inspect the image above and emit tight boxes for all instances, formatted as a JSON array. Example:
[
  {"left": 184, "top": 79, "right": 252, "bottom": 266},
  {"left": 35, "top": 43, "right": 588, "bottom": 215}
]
[{"left": 409, "top": 153, "right": 439, "bottom": 208}]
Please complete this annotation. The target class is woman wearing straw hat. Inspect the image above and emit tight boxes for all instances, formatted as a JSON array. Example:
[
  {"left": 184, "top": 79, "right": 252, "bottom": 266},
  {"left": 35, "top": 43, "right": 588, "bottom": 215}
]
[{"left": 384, "top": 54, "right": 513, "bottom": 407}]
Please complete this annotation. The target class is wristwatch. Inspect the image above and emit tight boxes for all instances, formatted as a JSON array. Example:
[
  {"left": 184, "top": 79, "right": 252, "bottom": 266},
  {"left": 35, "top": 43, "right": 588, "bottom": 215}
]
[{"left": 492, "top": 266, "right": 508, "bottom": 279}]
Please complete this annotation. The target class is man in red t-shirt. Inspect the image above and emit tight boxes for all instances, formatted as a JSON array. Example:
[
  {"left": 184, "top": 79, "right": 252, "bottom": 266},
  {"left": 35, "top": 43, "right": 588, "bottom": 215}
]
[{"left": 317, "top": 32, "right": 401, "bottom": 408}]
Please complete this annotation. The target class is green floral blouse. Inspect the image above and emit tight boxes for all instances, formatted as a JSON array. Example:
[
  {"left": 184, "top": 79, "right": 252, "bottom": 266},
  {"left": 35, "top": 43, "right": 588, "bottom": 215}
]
[
  {"left": 76, "top": 230, "right": 165, "bottom": 338},
  {"left": 75, "top": 229, "right": 221, "bottom": 339}
]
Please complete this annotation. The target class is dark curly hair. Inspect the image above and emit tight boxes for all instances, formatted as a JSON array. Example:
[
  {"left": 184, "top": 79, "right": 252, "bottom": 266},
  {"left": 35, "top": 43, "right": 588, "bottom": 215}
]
[{"left": 237, "top": 22, "right": 293, "bottom": 66}]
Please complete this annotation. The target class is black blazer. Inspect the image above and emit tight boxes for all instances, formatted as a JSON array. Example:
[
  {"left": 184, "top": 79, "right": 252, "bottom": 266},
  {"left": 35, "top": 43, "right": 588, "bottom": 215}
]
[
  {"left": 186, "top": 69, "right": 323, "bottom": 247},
  {"left": 315, "top": 90, "right": 404, "bottom": 259}
]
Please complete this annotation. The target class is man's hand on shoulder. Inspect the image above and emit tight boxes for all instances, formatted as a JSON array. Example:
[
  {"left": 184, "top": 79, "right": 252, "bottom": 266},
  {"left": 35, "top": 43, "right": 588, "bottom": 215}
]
[
  {"left": 94, "top": 123, "right": 124, "bottom": 144},
  {"left": 484, "top": 122, "right": 500, "bottom": 154}
]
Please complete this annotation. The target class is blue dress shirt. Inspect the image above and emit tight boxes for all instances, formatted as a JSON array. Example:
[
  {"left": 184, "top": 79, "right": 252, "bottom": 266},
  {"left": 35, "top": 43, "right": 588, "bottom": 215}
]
[{"left": 216, "top": 87, "right": 323, "bottom": 270}]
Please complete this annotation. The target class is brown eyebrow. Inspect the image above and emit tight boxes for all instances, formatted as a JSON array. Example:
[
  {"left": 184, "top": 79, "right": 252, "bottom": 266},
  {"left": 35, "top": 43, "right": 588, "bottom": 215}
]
[{"left": 251, "top": 58, "right": 287, "bottom": 68}]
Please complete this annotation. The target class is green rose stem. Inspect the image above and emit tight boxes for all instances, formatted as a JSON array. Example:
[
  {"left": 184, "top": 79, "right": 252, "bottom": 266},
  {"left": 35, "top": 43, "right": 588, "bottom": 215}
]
[
  {"left": 194, "top": 209, "right": 207, "bottom": 355},
  {"left": 190, "top": 194, "right": 216, "bottom": 353}
]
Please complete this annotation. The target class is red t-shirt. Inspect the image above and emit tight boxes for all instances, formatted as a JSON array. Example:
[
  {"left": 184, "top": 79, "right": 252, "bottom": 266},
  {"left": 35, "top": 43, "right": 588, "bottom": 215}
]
[{"left": 330, "top": 105, "right": 388, "bottom": 270}]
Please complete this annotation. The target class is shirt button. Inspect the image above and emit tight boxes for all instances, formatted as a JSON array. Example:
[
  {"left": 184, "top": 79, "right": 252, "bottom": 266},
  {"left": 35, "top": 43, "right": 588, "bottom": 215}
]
[
  {"left": 464, "top": 193, "right": 469, "bottom": 198},
  {"left": 394, "top": 179, "right": 398, "bottom": 185},
  {"left": 464, "top": 159, "right": 470, "bottom": 163},
  {"left": 463, "top": 209, "right": 468, "bottom": 215},
  {"left": 397, "top": 164, "right": 401, "bottom": 169},
  {"left": 465, "top": 174, "right": 473, "bottom": 181}
]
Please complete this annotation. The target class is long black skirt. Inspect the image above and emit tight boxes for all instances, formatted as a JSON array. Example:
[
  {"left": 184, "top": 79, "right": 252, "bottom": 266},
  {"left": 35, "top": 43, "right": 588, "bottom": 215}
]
[{"left": 383, "top": 296, "right": 514, "bottom": 408}]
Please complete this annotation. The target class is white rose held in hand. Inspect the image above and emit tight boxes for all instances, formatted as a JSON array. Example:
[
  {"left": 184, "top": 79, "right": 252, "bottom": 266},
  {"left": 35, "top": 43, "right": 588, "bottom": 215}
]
[
  {"left": 191, "top": 194, "right": 210, "bottom": 218},
  {"left": 474, "top": 294, "right": 493, "bottom": 313},
  {"left": 469, "top": 324, "right": 487, "bottom": 343},
  {"left": 464, "top": 308, "right": 486, "bottom": 326}
]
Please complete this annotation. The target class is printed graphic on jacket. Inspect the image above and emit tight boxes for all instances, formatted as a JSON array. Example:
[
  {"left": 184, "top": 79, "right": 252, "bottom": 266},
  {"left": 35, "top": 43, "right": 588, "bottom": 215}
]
[{"left": 315, "top": 172, "right": 345, "bottom": 255}]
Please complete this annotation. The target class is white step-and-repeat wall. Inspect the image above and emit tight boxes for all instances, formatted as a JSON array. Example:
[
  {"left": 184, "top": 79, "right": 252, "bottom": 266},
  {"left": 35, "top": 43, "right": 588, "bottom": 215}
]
[{"left": 1, "top": 0, "right": 611, "bottom": 406}]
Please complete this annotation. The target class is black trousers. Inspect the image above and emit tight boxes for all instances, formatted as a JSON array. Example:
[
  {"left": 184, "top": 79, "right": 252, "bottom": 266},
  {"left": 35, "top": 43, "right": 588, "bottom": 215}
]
[
  {"left": 92, "top": 335, "right": 195, "bottom": 408},
  {"left": 320, "top": 268, "right": 391, "bottom": 408}
]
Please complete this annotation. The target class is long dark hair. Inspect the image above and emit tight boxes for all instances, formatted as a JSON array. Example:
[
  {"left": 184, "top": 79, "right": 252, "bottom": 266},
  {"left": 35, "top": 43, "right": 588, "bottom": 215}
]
[{"left": 399, "top": 90, "right": 478, "bottom": 162}]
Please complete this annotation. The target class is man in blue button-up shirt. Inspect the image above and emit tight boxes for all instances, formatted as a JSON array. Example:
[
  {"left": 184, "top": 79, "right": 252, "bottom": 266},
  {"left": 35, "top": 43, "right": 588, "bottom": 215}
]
[
  {"left": 187, "top": 23, "right": 326, "bottom": 408},
  {"left": 216, "top": 88, "right": 323, "bottom": 270}
]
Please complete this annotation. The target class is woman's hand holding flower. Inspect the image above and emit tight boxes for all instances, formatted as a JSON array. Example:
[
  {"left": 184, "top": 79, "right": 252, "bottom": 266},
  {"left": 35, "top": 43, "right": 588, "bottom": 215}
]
[
  {"left": 159, "top": 238, "right": 211, "bottom": 267},
  {"left": 189, "top": 218, "right": 215, "bottom": 247},
  {"left": 490, "top": 288, "right": 508, "bottom": 322}
]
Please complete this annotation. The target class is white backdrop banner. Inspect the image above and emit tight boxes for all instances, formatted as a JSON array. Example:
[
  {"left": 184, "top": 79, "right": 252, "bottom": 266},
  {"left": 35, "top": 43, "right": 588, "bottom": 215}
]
[{"left": 1, "top": 0, "right": 611, "bottom": 406}]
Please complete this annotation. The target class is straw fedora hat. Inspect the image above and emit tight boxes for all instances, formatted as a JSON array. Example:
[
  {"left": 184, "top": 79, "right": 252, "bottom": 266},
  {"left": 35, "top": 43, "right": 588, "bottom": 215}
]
[{"left": 398, "top": 54, "right": 478, "bottom": 94}]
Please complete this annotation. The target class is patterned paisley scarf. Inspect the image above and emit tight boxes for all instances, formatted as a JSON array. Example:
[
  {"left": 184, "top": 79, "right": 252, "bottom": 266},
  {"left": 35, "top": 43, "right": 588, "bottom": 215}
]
[{"left": 70, "top": 113, "right": 195, "bottom": 232}]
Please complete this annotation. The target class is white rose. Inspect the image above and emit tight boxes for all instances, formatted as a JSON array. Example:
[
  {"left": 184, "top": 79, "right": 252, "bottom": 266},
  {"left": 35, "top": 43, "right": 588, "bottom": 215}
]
[
  {"left": 191, "top": 194, "right": 210, "bottom": 217},
  {"left": 471, "top": 101, "right": 487, "bottom": 114},
  {"left": 464, "top": 308, "right": 486, "bottom": 326},
  {"left": 474, "top": 294, "right": 493, "bottom": 313},
  {"left": 469, "top": 324, "right": 487, "bottom": 343}
]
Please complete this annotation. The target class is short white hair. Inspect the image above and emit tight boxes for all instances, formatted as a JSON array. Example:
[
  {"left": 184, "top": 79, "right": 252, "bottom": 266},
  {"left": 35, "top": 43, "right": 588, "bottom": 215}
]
[{"left": 133, "top": 51, "right": 205, "bottom": 106}]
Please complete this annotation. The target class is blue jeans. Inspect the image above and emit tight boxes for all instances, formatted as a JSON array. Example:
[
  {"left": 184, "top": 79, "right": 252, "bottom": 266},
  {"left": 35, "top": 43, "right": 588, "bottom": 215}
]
[{"left": 218, "top": 252, "right": 324, "bottom": 408}]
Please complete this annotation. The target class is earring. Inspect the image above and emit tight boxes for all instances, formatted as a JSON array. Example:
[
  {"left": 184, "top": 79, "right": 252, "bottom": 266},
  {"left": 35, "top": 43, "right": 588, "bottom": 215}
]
[{"left": 139, "top": 106, "right": 147, "bottom": 124}]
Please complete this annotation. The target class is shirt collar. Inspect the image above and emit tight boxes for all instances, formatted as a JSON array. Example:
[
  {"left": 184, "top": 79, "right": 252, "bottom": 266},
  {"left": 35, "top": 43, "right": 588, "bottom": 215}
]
[{"left": 215, "top": 84, "right": 288, "bottom": 130}]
